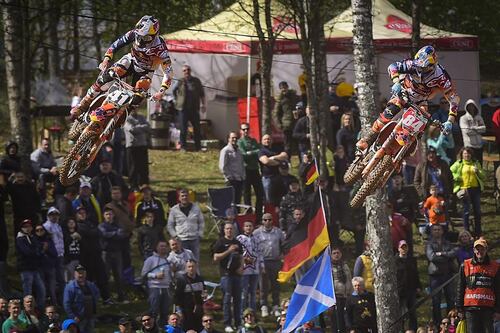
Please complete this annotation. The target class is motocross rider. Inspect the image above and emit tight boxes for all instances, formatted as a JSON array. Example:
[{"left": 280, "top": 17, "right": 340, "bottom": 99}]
[
  {"left": 356, "top": 45, "right": 460, "bottom": 151},
  {"left": 70, "top": 15, "right": 172, "bottom": 120}
]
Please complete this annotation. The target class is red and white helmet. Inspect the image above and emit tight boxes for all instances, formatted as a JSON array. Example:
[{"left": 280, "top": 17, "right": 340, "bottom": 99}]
[{"left": 134, "top": 15, "right": 160, "bottom": 48}]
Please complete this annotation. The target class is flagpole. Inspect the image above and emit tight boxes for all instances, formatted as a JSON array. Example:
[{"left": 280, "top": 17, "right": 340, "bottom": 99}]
[{"left": 315, "top": 158, "right": 329, "bottom": 241}]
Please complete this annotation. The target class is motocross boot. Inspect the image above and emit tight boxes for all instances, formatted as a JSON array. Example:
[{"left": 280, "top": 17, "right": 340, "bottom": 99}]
[
  {"left": 356, "top": 118, "right": 387, "bottom": 151},
  {"left": 70, "top": 94, "right": 94, "bottom": 120}
]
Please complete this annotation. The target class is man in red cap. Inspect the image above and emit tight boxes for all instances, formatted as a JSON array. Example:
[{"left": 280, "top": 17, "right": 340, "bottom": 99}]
[{"left": 456, "top": 237, "right": 500, "bottom": 333}]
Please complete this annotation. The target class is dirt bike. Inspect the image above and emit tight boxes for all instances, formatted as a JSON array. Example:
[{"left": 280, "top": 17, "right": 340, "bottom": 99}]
[
  {"left": 345, "top": 91, "right": 443, "bottom": 208},
  {"left": 60, "top": 73, "right": 148, "bottom": 186}
]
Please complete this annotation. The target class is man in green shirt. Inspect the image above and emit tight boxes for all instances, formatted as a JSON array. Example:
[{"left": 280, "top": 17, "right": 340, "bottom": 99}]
[
  {"left": 2, "top": 299, "right": 30, "bottom": 333},
  {"left": 237, "top": 123, "right": 263, "bottom": 222}
]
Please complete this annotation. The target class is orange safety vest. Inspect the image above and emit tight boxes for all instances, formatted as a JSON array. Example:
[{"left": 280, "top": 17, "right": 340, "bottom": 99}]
[{"left": 463, "top": 258, "right": 499, "bottom": 307}]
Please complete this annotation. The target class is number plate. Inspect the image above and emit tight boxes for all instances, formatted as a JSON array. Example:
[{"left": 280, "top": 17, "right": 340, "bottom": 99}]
[
  {"left": 401, "top": 107, "right": 428, "bottom": 134},
  {"left": 108, "top": 90, "right": 132, "bottom": 107}
]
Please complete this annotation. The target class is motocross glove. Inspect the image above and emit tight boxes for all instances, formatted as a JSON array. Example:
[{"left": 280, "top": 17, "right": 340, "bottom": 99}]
[
  {"left": 391, "top": 82, "right": 402, "bottom": 95},
  {"left": 442, "top": 121, "right": 453, "bottom": 136}
]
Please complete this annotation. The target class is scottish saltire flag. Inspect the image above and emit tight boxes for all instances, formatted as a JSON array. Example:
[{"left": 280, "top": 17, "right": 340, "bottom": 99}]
[{"left": 283, "top": 249, "right": 336, "bottom": 333}]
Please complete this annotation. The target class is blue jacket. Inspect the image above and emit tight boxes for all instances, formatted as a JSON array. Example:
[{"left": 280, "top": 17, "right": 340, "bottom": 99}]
[{"left": 63, "top": 280, "right": 100, "bottom": 319}]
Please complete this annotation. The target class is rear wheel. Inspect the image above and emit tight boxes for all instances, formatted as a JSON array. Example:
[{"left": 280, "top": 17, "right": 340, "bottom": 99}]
[
  {"left": 350, "top": 155, "right": 393, "bottom": 208},
  {"left": 59, "top": 130, "right": 99, "bottom": 186},
  {"left": 344, "top": 151, "right": 374, "bottom": 185}
]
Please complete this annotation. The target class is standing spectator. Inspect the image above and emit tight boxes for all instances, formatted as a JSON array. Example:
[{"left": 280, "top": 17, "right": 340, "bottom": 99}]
[
  {"left": 15, "top": 219, "right": 46, "bottom": 311},
  {"left": 98, "top": 207, "right": 127, "bottom": 302},
  {"left": 460, "top": 99, "right": 486, "bottom": 164},
  {"left": 236, "top": 221, "right": 262, "bottom": 313},
  {"left": 219, "top": 131, "right": 245, "bottom": 205},
  {"left": 278, "top": 178, "right": 304, "bottom": 235},
  {"left": 336, "top": 113, "right": 357, "bottom": 162},
  {"left": 137, "top": 210, "right": 165, "bottom": 260},
  {"left": 450, "top": 147, "right": 486, "bottom": 236},
  {"left": 75, "top": 206, "right": 111, "bottom": 304},
  {"left": 423, "top": 185, "right": 447, "bottom": 228},
  {"left": 63, "top": 265, "right": 100, "bottom": 333},
  {"left": 62, "top": 218, "right": 81, "bottom": 282},
  {"left": 123, "top": 108, "right": 151, "bottom": 189},
  {"left": 353, "top": 245, "right": 374, "bottom": 293},
  {"left": 432, "top": 99, "right": 456, "bottom": 164},
  {"left": 174, "top": 260, "right": 204, "bottom": 331},
  {"left": 212, "top": 223, "right": 243, "bottom": 332},
  {"left": 34, "top": 225, "right": 58, "bottom": 306},
  {"left": 6, "top": 171, "right": 41, "bottom": 236},
  {"left": 292, "top": 103, "right": 311, "bottom": 161},
  {"left": 272, "top": 163, "right": 296, "bottom": 207},
  {"left": 456, "top": 238, "right": 499, "bottom": 333},
  {"left": 427, "top": 124, "right": 453, "bottom": 165},
  {"left": 137, "top": 312, "right": 160, "bottom": 333},
  {"left": 200, "top": 314, "right": 221, "bottom": 333},
  {"left": 106, "top": 186, "right": 135, "bottom": 271},
  {"left": 141, "top": 240, "right": 172, "bottom": 328},
  {"left": 167, "top": 238, "right": 195, "bottom": 277},
  {"left": 173, "top": 64, "right": 206, "bottom": 151},
  {"left": 30, "top": 138, "right": 58, "bottom": 205},
  {"left": 456, "top": 230, "right": 474, "bottom": 264},
  {"left": 414, "top": 147, "right": 453, "bottom": 201},
  {"left": 135, "top": 185, "right": 167, "bottom": 227},
  {"left": 388, "top": 202, "right": 411, "bottom": 253},
  {"left": 72, "top": 181, "right": 102, "bottom": 225},
  {"left": 388, "top": 174, "right": 418, "bottom": 227},
  {"left": 258, "top": 134, "right": 288, "bottom": 204},
  {"left": 90, "top": 159, "right": 128, "bottom": 208},
  {"left": 344, "top": 277, "right": 378, "bottom": 333},
  {"left": 403, "top": 142, "right": 423, "bottom": 185},
  {"left": 253, "top": 213, "right": 284, "bottom": 318},
  {"left": 43, "top": 207, "right": 66, "bottom": 300},
  {"left": 395, "top": 240, "right": 421, "bottom": 332},
  {"left": 1, "top": 299, "right": 29, "bottom": 333},
  {"left": 0, "top": 141, "right": 21, "bottom": 181},
  {"left": 272, "top": 81, "right": 298, "bottom": 157},
  {"left": 298, "top": 153, "right": 315, "bottom": 195},
  {"left": 237, "top": 122, "right": 263, "bottom": 222},
  {"left": 167, "top": 189, "right": 204, "bottom": 263},
  {"left": 298, "top": 65, "right": 307, "bottom": 105},
  {"left": 329, "top": 247, "right": 353, "bottom": 333},
  {"left": 56, "top": 187, "right": 78, "bottom": 226},
  {"left": 426, "top": 224, "right": 457, "bottom": 327}
]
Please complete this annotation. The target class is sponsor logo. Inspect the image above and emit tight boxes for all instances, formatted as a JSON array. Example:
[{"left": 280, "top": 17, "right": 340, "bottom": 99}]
[
  {"left": 224, "top": 42, "right": 244, "bottom": 52},
  {"left": 465, "top": 293, "right": 494, "bottom": 301},
  {"left": 384, "top": 15, "right": 412, "bottom": 34},
  {"left": 272, "top": 16, "right": 300, "bottom": 34}
]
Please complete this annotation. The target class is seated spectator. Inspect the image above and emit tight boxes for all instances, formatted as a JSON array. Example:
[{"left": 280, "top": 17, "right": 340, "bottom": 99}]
[
  {"left": 295, "top": 319, "right": 323, "bottom": 333},
  {"left": 344, "top": 277, "right": 377, "bottom": 333},
  {"left": 1, "top": 299, "right": 30, "bottom": 333},
  {"left": 19, "top": 295, "right": 39, "bottom": 329},
  {"left": 427, "top": 124, "right": 453, "bottom": 165},
  {"left": 0, "top": 298, "right": 9, "bottom": 327},
  {"left": 336, "top": 113, "right": 356, "bottom": 162},
  {"left": 450, "top": 147, "right": 485, "bottom": 236},
  {"left": 137, "top": 312, "right": 160, "bottom": 333},
  {"left": 236, "top": 308, "right": 266, "bottom": 333},
  {"left": 61, "top": 318, "right": 81, "bottom": 333},
  {"left": 15, "top": 219, "right": 46, "bottom": 311},
  {"left": 6, "top": 171, "right": 41, "bottom": 236},
  {"left": 30, "top": 138, "right": 58, "bottom": 204},
  {"left": 138, "top": 210, "right": 165, "bottom": 260},
  {"left": 174, "top": 260, "right": 204, "bottom": 331},
  {"left": 63, "top": 265, "right": 100, "bottom": 333},
  {"left": 279, "top": 177, "right": 304, "bottom": 234},
  {"left": 117, "top": 317, "right": 133, "bottom": 333},
  {"left": 34, "top": 225, "right": 59, "bottom": 306},
  {"left": 98, "top": 207, "right": 127, "bottom": 302},
  {"left": 63, "top": 218, "right": 81, "bottom": 281},
  {"left": 165, "top": 313, "right": 184, "bottom": 333},
  {"left": 135, "top": 185, "right": 167, "bottom": 227},
  {"left": 90, "top": 159, "right": 129, "bottom": 208},
  {"left": 141, "top": 240, "right": 172, "bottom": 328},
  {"left": 39, "top": 305, "right": 60, "bottom": 333},
  {"left": 0, "top": 141, "right": 21, "bottom": 181},
  {"left": 199, "top": 314, "right": 221, "bottom": 333},
  {"left": 460, "top": 99, "right": 486, "bottom": 164},
  {"left": 455, "top": 230, "right": 473, "bottom": 264},
  {"left": 167, "top": 189, "right": 204, "bottom": 263},
  {"left": 423, "top": 184, "right": 447, "bottom": 230},
  {"left": 72, "top": 181, "right": 102, "bottom": 225},
  {"left": 167, "top": 238, "right": 195, "bottom": 277}
]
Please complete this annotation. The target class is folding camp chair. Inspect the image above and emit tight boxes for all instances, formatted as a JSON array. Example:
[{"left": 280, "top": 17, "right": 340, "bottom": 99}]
[{"left": 207, "top": 187, "right": 254, "bottom": 235}]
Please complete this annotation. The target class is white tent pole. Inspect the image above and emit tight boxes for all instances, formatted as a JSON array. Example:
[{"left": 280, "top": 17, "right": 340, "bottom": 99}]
[{"left": 246, "top": 53, "right": 251, "bottom": 124}]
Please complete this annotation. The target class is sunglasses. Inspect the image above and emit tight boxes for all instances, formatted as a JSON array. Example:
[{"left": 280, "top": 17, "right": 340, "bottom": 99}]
[
  {"left": 142, "top": 318, "right": 152, "bottom": 322},
  {"left": 183, "top": 69, "right": 191, "bottom": 72},
  {"left": 263, "top": 218, "right": 272, "bottom": 221},
  {"left": 203, "top": 319, "right": 213, "bottom": 323},
  {"left": 241, "top": 128, "right": 249, "bottom": 131}
]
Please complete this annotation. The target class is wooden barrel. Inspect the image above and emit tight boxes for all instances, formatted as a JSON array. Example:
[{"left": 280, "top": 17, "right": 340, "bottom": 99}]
[{"left": 150, "top": 114, "right": 170, "bottom": 150}]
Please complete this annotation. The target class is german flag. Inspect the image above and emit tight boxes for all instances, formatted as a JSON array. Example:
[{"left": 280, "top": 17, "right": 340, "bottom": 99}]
[
  {"left": 278, "top": 192, "right": 330, "bottom": 282},
  {"left": 305, "top": 163, "right": 319, "bottom": 185}
]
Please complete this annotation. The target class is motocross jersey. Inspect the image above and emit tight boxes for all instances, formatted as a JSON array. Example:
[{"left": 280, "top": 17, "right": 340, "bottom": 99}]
[
  {"left": 388, "top": 59, "right": 459, "bottom": 117},
  {"left": 104, "top": 30, "right": 173, "bottom": 90}
]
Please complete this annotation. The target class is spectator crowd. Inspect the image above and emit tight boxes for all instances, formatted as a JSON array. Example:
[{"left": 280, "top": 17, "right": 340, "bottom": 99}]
[{"left": 0, "top": 69, "right": 499, "bottom": 333}]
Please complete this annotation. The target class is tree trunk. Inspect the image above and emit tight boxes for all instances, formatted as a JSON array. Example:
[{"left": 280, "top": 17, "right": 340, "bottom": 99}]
[
  {"left": 91, "top": 1, "right": 102, "bottom": 64},
  {"left": 72, "top": 0, "right": 80, "bottom": 72},
  {"left": 411, "top": 0, "right": 421, "bottom": 55},
  {"left": 48, "top": 0, "right": 61, "bottom": 78},
  {"left": 260, "top": 45, "right": 273, "bottom": 135},
  {"left": 3, "top": 0, "right": 34, "bottom": 173},
  {"left": 351, "top": 0, "right": 401, "bottom": 332}
]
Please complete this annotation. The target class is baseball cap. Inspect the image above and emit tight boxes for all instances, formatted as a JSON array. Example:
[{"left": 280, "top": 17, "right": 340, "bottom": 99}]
[
  {"left": 20, "top": 219, "right": 32, "bottom": 227},
  {"left": 79, "top": 181, "right": 91, "bottom": 189},
  {"left": 473, "top": 237, "right": 488, "bottom": 249},
  {"left": 74, "top": 264, "right": 86, "bottom": 272},
  {"left": 118, "top": 317, "right": 131, "bottom": 325},
  {"left": 242, "top": 308, "right": 255, "bottom": 318},
  {"left": 398, "top": 240, "right": 408, "bottom": 248},
  {"left": 47, "top": 207, "right": 60, "bottom": 215}
]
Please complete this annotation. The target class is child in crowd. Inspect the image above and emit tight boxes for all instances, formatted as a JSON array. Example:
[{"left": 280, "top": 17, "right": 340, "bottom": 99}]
[{"left": 423, "top": 184, "right": 447, "bottom": 234}]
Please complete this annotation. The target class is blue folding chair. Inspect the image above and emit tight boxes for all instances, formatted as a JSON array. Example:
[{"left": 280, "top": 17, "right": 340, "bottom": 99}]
[{"left": 207, "top": 187, "right": 235, "bottom": 235}]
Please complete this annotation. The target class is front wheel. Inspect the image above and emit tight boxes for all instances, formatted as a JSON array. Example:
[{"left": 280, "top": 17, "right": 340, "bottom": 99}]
[
  {"left": 350, "top": 155, "right": 393, "bottom": 208},
  {"left": 59, "top": 130, "right": 99, "bottom": 186},
  {"left": 344, "top": 151, "right": 375, "bottom": 185}
]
